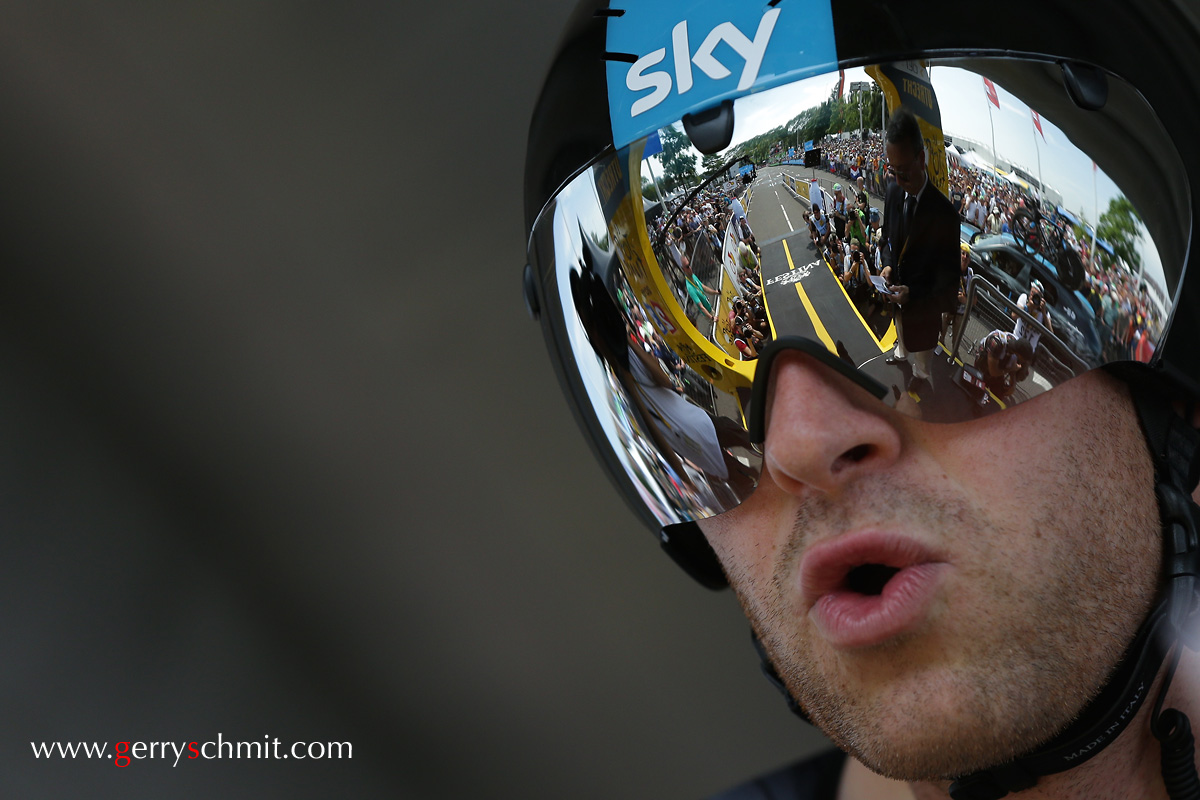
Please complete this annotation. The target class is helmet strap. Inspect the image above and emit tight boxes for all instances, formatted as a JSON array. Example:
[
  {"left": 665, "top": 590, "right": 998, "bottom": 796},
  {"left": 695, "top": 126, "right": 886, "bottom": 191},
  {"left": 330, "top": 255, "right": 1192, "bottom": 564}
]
[
  {"left": 1123, "top": 367, "right": 1200, "bottom": 799},
  {"left": 750, "top": 629, "right": 811, "bottom": 724}
]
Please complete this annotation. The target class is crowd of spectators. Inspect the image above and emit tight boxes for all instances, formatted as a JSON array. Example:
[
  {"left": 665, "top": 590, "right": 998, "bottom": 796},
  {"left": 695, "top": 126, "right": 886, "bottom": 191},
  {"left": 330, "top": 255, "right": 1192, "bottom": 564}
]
[
  {"left": 1083, "top": 270, "right": 1159, "bottom": 363},
  {"left": 729, "top": 236, "right": 770, "bottom": 360},
  {"left": 819, "top": 137, "right": 1162, "bottom": 364},
  {"left": 817, "top": 134, "right": 890, "bottom": 196},
  {"left": 643, "top": 131, "right": 1158, "bottom": 401},
  {"left": 650, "top": 188, "right": 739, "bottom": 273},
  {"left": 948, "top": 160, "right": 1161, "bottom": 363},
  {"left": 821, "top": 135, "right": 1034, "bottom": 237},
  {"left": 800, "top": 177, "right": 890, "bottom": 323},
  {"left": 820, "top": 135, "right": 1033, "bottom": 239},
  {"left": 648, "top": 186, "right": 771, "bottom": 360},
  {"left": 621, "top": 290, "right": 688, "bottom": 391}
]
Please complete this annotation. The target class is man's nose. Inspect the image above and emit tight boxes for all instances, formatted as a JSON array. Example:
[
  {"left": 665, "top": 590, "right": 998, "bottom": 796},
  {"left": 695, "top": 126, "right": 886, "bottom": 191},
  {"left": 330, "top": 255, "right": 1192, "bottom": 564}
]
[{"left": 762, "top": 351, "right": 903, "bottom": 496}]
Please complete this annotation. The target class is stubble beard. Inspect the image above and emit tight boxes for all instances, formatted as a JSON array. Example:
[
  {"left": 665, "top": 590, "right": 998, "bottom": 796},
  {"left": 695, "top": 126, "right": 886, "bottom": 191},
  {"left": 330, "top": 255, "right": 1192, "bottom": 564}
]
[{"left": 730, "top": 428, "right": 1158, "bottom": 781}]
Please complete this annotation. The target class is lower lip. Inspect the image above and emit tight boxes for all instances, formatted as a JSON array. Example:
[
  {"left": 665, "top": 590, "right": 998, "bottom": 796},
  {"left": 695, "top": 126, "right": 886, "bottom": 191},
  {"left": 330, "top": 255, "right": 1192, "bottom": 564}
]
[{"left": 809, "top": 563, "right": 947, "bottom": 649}]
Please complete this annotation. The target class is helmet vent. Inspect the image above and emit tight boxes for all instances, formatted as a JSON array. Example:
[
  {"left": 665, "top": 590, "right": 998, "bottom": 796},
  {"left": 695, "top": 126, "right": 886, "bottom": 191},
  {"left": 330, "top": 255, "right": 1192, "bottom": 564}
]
[{"left": 1061, "top": 61, "right": 1108, "bottom": 111}]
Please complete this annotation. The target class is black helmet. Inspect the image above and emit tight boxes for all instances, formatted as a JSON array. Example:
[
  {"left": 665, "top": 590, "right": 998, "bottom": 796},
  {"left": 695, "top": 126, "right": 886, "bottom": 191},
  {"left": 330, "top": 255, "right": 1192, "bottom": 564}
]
[{"left": 524, "top": 1, "right": 1200, "bottom": 796}]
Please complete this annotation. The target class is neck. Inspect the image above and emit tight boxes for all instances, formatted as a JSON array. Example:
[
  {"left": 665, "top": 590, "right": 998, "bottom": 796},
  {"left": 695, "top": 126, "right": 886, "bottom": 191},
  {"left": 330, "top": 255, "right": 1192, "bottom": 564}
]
[{"left": 840, "top": 649, "right": 1199, "bottom": 800}]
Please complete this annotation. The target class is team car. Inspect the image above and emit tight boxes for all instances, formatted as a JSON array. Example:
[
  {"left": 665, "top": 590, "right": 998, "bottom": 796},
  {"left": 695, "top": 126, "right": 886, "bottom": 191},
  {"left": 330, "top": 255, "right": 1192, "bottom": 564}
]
[{"left": 966, "top": 232, "right": 1103, "bottom": 366}]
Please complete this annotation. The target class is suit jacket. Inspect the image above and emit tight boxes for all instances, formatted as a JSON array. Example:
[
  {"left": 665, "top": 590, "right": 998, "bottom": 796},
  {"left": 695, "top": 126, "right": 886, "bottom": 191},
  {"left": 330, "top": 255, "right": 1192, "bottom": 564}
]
[{"left": 883, "top": 179, "right": 961, "bottom": 351}]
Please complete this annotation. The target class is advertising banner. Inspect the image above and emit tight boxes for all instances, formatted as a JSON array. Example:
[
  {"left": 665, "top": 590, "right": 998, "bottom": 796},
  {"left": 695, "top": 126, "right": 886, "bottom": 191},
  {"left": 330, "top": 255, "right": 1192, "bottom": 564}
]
[
  {"left": 605, "top": 1, "right": 836, "bottom": 149},
  {"left": 712, "top": 219, "right": 745, "bottom": 359},
  {"left": 593, "top": 143, "right": 752, "bottom": 390},
  {"left": 782, "top": 174, "right": 810, "bottom": 201},
  {"left": 866, "top": 62, "right": 949, "bottom": 197}
]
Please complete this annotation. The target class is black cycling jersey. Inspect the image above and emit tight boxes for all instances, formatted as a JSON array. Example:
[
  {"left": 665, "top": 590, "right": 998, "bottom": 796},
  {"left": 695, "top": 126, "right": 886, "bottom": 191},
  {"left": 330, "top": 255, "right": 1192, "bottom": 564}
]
[{"left": 707, "top": 749, "right": 846, "bottom": 800}]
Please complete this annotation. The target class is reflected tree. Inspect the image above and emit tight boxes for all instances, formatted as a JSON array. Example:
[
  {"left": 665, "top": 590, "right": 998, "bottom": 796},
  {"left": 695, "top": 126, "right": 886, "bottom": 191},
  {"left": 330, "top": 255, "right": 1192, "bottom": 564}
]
[
  {"left": 701, "top": 152, "right": 726, "bottom": 176},
  {"left": 640, "top": 176, "right": 660, "bottom": 201},
  {"left": 660, "top": 126, "right": 698, "bottom": 193},
  {"left": 1096, "top": 194, "right": 1143, "bottom": 271}
]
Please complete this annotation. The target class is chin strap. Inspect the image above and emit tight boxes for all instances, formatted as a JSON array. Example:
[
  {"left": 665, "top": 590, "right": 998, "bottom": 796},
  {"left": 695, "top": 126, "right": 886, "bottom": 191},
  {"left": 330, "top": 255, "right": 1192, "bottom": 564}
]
[
  {"left": 1134, "top": 368, "right": 1200, "bottom": 800},
  {"left": 751, "top": 629, "right": 812, "bottom": 724},
  {"left": 751, "top": 364, "right": 1200, "bottom": 800},
  {"left": 1152, "top": 644, "right": 1200, "bottom": 800},
  {"left": 947, "top": 606, "right": 1170, "bottom": 799}
]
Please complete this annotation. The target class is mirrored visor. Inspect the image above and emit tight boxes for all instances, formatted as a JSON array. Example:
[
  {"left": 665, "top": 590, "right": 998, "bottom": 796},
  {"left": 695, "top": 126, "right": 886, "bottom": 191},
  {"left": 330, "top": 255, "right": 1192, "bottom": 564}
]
[{"left": 529, "top": 57, "right": 1190, "bottom": 528}]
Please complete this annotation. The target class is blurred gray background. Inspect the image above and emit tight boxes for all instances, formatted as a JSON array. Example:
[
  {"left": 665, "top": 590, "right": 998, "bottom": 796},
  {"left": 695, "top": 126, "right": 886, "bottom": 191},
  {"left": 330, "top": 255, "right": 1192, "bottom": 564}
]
[{"left": 0, "top": 2, "right": 828, "bottom": 797}]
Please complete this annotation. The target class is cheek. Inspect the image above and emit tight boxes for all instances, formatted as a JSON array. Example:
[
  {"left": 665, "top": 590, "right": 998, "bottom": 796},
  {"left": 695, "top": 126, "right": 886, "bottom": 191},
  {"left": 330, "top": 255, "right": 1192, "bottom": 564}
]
[
  {"left": 908, "top": 412, "right": 1040, "bottom": 540},
  {"left": 699, "top": 492, "right": 771, "bottom": 584},
  {"left": 929, "top": 375, "right": 1159, "bottom": 597},
  {"left": 698, "top": 469, "right": 798, "bottom": 593}
]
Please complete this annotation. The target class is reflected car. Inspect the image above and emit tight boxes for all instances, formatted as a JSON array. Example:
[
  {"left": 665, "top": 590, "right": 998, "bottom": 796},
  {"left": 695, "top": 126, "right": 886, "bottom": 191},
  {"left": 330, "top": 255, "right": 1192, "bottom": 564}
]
[
  {"left": 966, "top": 232, "right": 1103, "bottom": 366},
  {"left": 960, "top": 221, "right": 979, "bottom": 245}
]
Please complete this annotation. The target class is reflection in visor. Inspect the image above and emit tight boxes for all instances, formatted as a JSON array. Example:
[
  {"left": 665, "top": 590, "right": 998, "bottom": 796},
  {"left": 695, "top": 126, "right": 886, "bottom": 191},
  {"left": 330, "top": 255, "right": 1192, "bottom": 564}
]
[{"left": 534, "top": 58, "right": 1188, "bottom": 527}]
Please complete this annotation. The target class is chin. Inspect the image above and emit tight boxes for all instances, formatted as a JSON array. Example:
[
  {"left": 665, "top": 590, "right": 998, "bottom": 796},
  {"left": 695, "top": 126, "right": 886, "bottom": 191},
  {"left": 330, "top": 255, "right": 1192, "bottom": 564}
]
[
  {"left": 826, "top": 707, "right": 1029, "bottom": 781},
  {"left": 804, "top": 665, "right": 1081, "bottom": 782}
]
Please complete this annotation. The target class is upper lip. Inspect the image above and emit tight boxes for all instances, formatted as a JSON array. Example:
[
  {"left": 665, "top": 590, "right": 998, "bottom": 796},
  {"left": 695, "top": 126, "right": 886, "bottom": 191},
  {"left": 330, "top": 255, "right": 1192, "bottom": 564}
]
[{"left": 798, "top": 531, "right": 945, "bottom": 609}]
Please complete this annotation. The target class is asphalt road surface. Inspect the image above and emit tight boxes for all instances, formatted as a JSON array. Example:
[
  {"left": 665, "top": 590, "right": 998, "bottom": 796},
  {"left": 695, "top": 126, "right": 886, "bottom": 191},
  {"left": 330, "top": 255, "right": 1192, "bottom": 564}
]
[{"left": 741, "top": 166, "right": 994, "bottom": 421}]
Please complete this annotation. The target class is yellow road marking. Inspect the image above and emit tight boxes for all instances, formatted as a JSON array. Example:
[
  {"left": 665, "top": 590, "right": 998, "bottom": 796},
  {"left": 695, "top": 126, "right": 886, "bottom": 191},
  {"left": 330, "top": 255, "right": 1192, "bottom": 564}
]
[
  {"left": 820, "top": 257, "right": 896, "bottom": 352},
  {"left": 763, "top": 288, "right": 780, "bottom": 341},
  {"left": 782, "top": 239, "right": 836, "bottom": 355}
]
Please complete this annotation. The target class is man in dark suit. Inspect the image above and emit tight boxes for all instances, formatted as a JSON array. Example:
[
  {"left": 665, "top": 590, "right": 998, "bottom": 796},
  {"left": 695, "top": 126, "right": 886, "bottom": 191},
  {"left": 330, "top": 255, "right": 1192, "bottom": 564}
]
[{"left": 880, "top": 106, "right": 961, "bottom": 393}]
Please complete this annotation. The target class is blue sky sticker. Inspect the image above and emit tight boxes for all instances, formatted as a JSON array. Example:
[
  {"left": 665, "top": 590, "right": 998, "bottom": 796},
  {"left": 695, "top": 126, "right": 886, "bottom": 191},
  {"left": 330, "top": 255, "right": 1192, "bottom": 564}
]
[{"left": 606, "top": 0, "right": 837, "bottom": 149}]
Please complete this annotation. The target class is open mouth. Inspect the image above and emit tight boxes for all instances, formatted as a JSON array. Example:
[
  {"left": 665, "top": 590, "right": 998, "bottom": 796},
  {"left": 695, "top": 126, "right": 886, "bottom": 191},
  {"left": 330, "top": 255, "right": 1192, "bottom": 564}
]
[
  {"left": 843, "top": 563, "right": 902, "bottom": 596},
  {"left": 798, "top": 532, "right": 948, "bottom": 648},
  {"left": 800, "top": 532, "right": 938, "bottom": 606}
]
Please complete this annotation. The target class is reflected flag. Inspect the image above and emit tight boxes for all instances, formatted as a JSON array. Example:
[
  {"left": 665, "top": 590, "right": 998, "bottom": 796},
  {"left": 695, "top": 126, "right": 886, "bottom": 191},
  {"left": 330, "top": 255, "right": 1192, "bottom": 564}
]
[
  {"left": 643, "top": 129, "right": 663, "bottom": 159},
  {"left": 837, "top": 69, "right": 847, "bottom": 133},
  {"left": 983, "top": 77, "right": 999, "bottom": 109},
  {"left": 1031, "top": 110, "right": 1046, "bottom": 141}
]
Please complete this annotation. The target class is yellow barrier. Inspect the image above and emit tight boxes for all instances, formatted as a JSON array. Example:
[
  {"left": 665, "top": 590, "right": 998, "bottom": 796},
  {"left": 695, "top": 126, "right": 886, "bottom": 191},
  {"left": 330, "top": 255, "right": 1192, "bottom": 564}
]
[{"left": 782, "top": 173, "right": 811, "bottom": 201}]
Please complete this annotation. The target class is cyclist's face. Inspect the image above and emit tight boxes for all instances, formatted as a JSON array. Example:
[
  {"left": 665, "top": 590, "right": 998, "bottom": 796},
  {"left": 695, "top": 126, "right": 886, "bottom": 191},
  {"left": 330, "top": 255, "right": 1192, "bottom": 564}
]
[{"left": 697, "top": 363, "right": 1160, "bottom": 781}]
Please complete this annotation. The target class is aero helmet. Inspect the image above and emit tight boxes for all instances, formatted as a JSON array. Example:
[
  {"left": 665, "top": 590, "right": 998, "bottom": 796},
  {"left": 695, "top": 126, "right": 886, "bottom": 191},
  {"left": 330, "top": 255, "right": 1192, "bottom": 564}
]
[{"left": 524, "top": 1, "right": 1200, "bottom": 796}]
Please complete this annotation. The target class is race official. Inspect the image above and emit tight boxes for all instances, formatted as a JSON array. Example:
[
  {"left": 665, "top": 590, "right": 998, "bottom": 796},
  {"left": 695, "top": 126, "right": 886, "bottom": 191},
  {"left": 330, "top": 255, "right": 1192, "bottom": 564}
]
[{"left": 880, "top": 107, "right": 960, "bottom": 393}]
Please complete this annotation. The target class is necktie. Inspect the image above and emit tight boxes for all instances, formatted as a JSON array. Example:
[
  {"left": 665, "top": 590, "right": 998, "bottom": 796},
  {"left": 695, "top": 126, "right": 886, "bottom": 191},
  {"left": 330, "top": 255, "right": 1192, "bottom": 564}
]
[{"left": 903, "top": 194, "right": 916, "bottom": 243}]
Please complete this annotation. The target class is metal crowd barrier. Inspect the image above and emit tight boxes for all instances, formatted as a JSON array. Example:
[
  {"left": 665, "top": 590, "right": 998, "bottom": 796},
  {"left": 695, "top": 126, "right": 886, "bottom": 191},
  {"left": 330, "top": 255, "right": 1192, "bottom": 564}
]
[
  {"left": 680, "top": 363, "right": 718, "bottom": 415},
  {"left": 689, "top": 225, "right": 721, "bottom": 288},
  {"left": 949, "top": 276, "right": 1089, "bottom": 403},
  {"left": 652, "top": 231, "right": 724, "bottom": 333}
]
